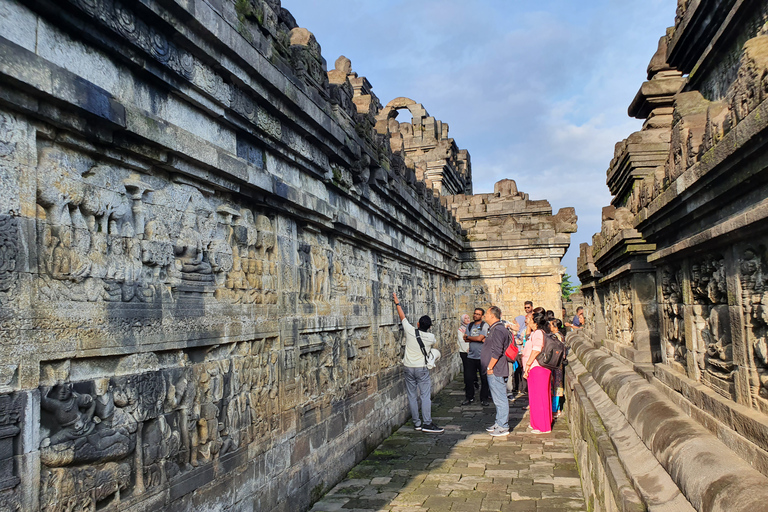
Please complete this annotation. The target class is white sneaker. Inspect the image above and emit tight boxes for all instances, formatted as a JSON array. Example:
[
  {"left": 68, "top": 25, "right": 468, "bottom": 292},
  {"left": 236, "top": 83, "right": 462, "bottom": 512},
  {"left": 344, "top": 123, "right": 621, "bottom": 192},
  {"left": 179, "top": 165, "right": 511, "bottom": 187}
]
[
  {"left": 489, "top": 426, "right": 510, "bottom": 437},
  {"left": 485, "top": 423, "right": 498, "bottom": 432}
]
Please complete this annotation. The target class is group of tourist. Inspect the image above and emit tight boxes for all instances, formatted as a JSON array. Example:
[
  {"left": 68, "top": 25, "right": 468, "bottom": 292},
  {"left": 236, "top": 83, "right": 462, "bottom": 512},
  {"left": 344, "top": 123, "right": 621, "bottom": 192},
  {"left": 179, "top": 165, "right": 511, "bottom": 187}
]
[
  {"left": 394, "top": 290, "right": 584, "bottom": 437},
  {"left": 459, "top": 302, "right": 575, "bottom": 436}
]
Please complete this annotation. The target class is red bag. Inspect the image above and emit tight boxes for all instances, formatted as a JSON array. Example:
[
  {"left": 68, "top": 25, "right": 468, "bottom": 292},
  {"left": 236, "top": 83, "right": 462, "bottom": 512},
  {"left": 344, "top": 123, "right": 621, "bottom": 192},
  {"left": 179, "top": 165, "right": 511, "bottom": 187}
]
[{"left": 505, "top": 340, "right": 519, "bottom": 361}]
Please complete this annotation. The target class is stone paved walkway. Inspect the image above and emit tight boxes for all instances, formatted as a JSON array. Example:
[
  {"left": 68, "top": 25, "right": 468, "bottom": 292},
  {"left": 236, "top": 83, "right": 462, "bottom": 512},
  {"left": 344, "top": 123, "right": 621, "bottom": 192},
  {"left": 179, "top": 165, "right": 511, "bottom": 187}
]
[{"left": 311, "top": 375, "right": 586, "bottom": 511}]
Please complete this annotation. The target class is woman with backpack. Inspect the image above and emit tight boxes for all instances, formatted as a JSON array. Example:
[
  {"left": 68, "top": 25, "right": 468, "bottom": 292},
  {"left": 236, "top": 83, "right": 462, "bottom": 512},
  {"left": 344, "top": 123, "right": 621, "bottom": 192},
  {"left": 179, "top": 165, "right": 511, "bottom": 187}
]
[
  {"left": 522, "top": 307, "right": 553, "bottom": 434},
  {"left": 549, "top": 317, "right": 566, "bottom": 418}
]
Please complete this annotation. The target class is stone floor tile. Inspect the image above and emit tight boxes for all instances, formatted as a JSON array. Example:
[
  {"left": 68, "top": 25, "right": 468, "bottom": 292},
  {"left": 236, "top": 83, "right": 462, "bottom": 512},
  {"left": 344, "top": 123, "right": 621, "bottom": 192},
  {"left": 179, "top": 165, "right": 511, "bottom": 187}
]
[
  {"left": 480, "top": 499, "right": 505, "bottom": 511},
  {"left": 500, "top": 499, "right": 537, "bottom": 511},
  {"left": 309, "top": 497, "right": 350, "bottom": 511},
  {"left": 314, "top": 376, "right": 585, "bottom": 512},
  {"left": 422, "top": 496, "right": 461, "bottom": 509}
]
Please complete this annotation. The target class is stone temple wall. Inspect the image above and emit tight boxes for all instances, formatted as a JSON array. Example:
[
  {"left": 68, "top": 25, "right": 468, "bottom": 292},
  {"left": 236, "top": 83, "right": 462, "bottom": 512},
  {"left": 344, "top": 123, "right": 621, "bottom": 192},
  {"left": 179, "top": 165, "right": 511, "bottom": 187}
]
[
  {"left": 570, "top": 1, "right": 768, "bottom": 510},
  {"left": 445, "top": 179, "right": 577, "bottom": 317},
  {"left": 0, "top": 0, "right": 573, "bottom": 511}
]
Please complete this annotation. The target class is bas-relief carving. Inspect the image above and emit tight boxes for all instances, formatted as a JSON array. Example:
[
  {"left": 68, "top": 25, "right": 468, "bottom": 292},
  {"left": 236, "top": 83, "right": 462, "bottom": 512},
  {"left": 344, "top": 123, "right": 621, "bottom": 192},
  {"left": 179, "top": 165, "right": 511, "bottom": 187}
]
[
  {"left": 34, "top": 145, "right": 279, "bottom": 307},
  {"left": 739, "top": 245, "right": 768, "bottom": 406},
  {"left": 298, "top": 233, "right": 376, "bottom": 307},
  {"left": 689, "top": 255, "right": 733, "bottom": 393},
  {"left": 297, "top": 331, "right": 343, "bottom": 404},
  {"left": 0, "top": 392, "right": 25, "bottom": 512},
  {"left": 661, "top": 266, "right": 686, "bottom": 367},
  {"left": 0, "top": 109, "right": 25, "bottom": 218},
  {"left": 603, "top": 278, "right": 633, "bottom": 346},
  {"left": 0, "top": 215, "right": 19, "bottom": 303},
  {"left": 297, "top": 230, "right": 330, "bottom": 304},
  {"left": 214, "top": 209, "right": 278, "bottom": 305},
  {"left": 38, "top": 339, "right": 282, "bottom": 509},
  {"left": 644, "top": 33, "right": 768, "bottom": 208},
  {"left": 346, "top": 328, "right": 372, "bottom": 389}
]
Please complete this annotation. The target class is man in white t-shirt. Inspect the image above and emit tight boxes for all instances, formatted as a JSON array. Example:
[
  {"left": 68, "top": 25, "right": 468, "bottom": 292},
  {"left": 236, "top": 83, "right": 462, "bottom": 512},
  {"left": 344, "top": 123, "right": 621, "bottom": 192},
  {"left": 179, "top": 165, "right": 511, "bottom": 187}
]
[{"left": 393, "top": 292, "right": 444, "bottom": 434}]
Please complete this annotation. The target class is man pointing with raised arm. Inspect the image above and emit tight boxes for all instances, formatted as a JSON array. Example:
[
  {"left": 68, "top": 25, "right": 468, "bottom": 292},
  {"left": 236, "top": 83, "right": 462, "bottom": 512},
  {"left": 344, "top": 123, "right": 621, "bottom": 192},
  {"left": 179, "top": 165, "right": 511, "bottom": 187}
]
[{"left": 393, "top": 292, "right": 444, "bottom": 433}]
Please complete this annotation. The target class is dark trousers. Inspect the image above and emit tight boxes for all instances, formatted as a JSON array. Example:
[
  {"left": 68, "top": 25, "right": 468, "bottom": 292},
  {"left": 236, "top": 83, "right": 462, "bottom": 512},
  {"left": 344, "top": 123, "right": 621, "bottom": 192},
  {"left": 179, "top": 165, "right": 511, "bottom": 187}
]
[
  {"left": 513, "top": 353, "right": 527, "bottom": 393},
  {"left": 461, "top": 352, "right": 473, "bottom": 399},
  {"left": 465, "top": 357, "right": 489, "bottom": 401}
]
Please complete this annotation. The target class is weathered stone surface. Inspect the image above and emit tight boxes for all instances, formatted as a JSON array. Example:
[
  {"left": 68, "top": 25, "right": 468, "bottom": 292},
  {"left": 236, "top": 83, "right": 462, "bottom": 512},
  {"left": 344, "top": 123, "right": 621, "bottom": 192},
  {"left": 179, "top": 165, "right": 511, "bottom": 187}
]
[
  {"left": 311, "top": 377, "right": 586, "bottom": 512},
  {"left": 446, "top": 181, "right": 576, "bottom": 315},
  {"left": 574, "top": 3, "right": 768, "bottom": 510},
  {"left": 0, "top": 0, "right": 574, "bottom": 510}
]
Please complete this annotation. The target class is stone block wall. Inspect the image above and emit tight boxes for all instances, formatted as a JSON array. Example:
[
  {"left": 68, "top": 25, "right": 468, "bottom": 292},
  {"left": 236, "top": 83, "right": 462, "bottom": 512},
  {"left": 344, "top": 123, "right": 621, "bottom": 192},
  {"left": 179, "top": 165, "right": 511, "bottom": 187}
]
[
  {"left": 376, "top": 97, "right": 472, "bottom": 197},
  {"left": 0, "top": 0, "right": 573, "bottom": 511},
  {"left": 571, "top": 1, "right": 768, "bottom": 510},
  {"left": 445, "top": 179, "right": 577, "bottom": 318}
]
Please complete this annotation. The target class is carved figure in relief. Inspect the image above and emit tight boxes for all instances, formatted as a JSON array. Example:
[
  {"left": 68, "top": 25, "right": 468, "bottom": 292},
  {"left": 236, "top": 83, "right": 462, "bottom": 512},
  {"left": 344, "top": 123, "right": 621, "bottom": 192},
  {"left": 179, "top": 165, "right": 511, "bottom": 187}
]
[
  {"left": 173, "top": 206, "right": 214, "bottom": 281},
  {"left": 739, "top": 246, "right": 768, "bottom": 399},
  {"left": 691, "top": 256, "right": 727, "bottom": 305},
  {"left": 254, "top": 215, "right": 278, "bottom": 304},
  {"left": 298, "top": 242, "right": 312, "bottom": 303},
  {"left": 740, "top": 248, "right": 765, "bottom": 314},
  {"left": 311, "top": 244, "right": 329, "bottom": 302},
  {"left": 0, "top": 214, "right": 19, "bottom": 297},
  {"left": 40, "top": 382, "right": 131, "bottom": 467},
  {"left": 661, "top": 267, "right": 686, "bottom": 364},
  {"left": 702, "top": 305, "right": 733, "bottom": 377},
  {"left": 40, "top": 462, "right": 130, "bottom": 512}
]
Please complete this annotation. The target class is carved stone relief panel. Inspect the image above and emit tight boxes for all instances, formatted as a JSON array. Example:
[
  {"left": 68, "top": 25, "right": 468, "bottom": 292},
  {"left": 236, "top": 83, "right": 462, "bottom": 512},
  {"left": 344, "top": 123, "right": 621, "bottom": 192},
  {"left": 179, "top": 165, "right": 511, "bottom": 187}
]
[
  {"left": 603, "top": 277, "right": 633, "bottom": 346},
  {"left": 0, "top": 215, "right": 19, "bottom": 306},
  {"left": 0, "top": 393, "right": 24, "bottom": 512},
  {"left": 583, "top": 291, "right": 596, "bottom": 339},
  {"left": 738, "top": 244, "right": 768, "bottom": 410},
  {"left": 346, "top": 327, "right": 372, "bottom": 390},
  {"left": 660, "top": 265, "right": 686, "bottom": 368},
  {"left": 0, "top": 107, "right": 30, "bottom": 217},
  {"left": 297, "top": 229, "right": 330, "bottom": 305},
  {"left": 297, "top": 330, "right": 342, "bottom": 405},
  {"left": 378, "top": 325, "right": 403, "bottom": 370},
  {"left": 37, "top": 338, "right": 282, "bottom": 510},
  {"left": 34, "top": 143, "right": 283, "bottom": 319},
  {"left": 689, "top": 254, "right": 732, "bottom": 395}
]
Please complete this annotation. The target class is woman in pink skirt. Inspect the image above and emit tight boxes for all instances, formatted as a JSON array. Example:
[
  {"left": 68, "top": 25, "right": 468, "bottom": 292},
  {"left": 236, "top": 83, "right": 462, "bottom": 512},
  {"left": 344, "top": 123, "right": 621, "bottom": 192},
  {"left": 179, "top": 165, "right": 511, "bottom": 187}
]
[{"left": 522, "top": 307, "right": 552, "bottom": 433}]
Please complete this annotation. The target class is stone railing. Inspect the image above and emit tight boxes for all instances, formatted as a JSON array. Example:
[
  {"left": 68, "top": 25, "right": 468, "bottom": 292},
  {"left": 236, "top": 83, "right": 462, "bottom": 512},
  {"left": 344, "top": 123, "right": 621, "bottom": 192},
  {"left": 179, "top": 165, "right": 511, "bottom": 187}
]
[{"left": 574, "top": 2, "right": 768, "bottom": 510}]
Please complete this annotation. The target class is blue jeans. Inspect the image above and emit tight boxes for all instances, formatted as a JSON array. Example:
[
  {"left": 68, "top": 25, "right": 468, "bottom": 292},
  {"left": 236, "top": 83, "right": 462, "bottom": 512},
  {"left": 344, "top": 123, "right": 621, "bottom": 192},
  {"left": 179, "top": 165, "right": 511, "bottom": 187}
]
[
  {"left": 487, "top": 374, "right": 509, "bottom": 429},
  {"left": 404, "top": 366, "right": 432, "bottom": 426}
]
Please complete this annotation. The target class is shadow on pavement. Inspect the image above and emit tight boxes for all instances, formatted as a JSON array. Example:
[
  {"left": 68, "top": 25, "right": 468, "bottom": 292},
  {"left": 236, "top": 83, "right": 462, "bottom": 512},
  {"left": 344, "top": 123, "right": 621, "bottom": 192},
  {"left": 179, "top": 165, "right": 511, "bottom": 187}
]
[{"left": 310, "top": 375, "right": 585, "bottom": 512}]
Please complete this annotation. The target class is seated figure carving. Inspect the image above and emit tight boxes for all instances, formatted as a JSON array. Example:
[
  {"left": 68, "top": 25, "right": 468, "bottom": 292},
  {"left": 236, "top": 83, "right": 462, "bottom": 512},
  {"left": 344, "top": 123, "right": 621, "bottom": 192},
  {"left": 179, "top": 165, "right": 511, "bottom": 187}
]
[
  {"left": 40, "top": 382, "right": 133, "bottom": 467},
  {"left": 174, "top": 207, "right": 213, "bottom": 282}
]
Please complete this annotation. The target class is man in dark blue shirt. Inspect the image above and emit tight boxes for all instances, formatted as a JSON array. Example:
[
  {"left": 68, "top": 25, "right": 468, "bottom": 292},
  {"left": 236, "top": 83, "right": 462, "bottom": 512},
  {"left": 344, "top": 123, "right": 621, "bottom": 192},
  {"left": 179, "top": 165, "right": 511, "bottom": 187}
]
[{"left": 482, "top": 306, "right": 512, "bottom": 437}]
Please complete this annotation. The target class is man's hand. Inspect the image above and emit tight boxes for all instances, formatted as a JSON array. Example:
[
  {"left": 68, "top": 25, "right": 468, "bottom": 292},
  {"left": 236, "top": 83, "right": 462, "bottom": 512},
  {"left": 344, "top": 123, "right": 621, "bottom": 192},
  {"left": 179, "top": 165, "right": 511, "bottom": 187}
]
[{"left": 393, "top": 292, "right": 405, "bottom": 321}]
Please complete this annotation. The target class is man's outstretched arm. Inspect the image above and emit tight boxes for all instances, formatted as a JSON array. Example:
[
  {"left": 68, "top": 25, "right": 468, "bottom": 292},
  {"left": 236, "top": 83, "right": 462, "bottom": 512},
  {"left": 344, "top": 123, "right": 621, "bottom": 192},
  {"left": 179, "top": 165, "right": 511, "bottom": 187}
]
[{"left": 393, "top": 292, "right": 406, "bottom": 321}]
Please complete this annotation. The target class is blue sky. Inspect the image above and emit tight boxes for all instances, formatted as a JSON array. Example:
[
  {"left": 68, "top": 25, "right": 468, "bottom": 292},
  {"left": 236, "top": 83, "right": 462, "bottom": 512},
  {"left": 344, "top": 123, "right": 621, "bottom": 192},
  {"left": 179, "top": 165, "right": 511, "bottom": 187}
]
[{"left": 283, "top": 0, "right": 678, "bottom": 282}]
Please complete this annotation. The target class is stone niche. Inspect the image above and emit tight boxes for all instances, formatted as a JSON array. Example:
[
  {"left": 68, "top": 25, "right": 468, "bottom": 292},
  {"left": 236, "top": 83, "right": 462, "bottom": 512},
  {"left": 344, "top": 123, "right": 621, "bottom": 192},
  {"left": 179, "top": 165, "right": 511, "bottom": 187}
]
[
  {"left": 0, "top": 0, "right": 573, "bottom": 510},
  {"left": 572, "top": 2, "right": 768, "bottom": 511}
]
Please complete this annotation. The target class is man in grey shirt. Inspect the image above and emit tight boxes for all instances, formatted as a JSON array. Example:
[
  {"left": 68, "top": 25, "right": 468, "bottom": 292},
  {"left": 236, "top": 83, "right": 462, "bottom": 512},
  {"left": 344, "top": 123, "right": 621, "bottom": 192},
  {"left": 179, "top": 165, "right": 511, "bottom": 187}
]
[
  {"left": 463, "top": 308, "right": 490, "bottom": 406},
  {"left": 482, "top": 306, "right": 512, "bottom": 437}
]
